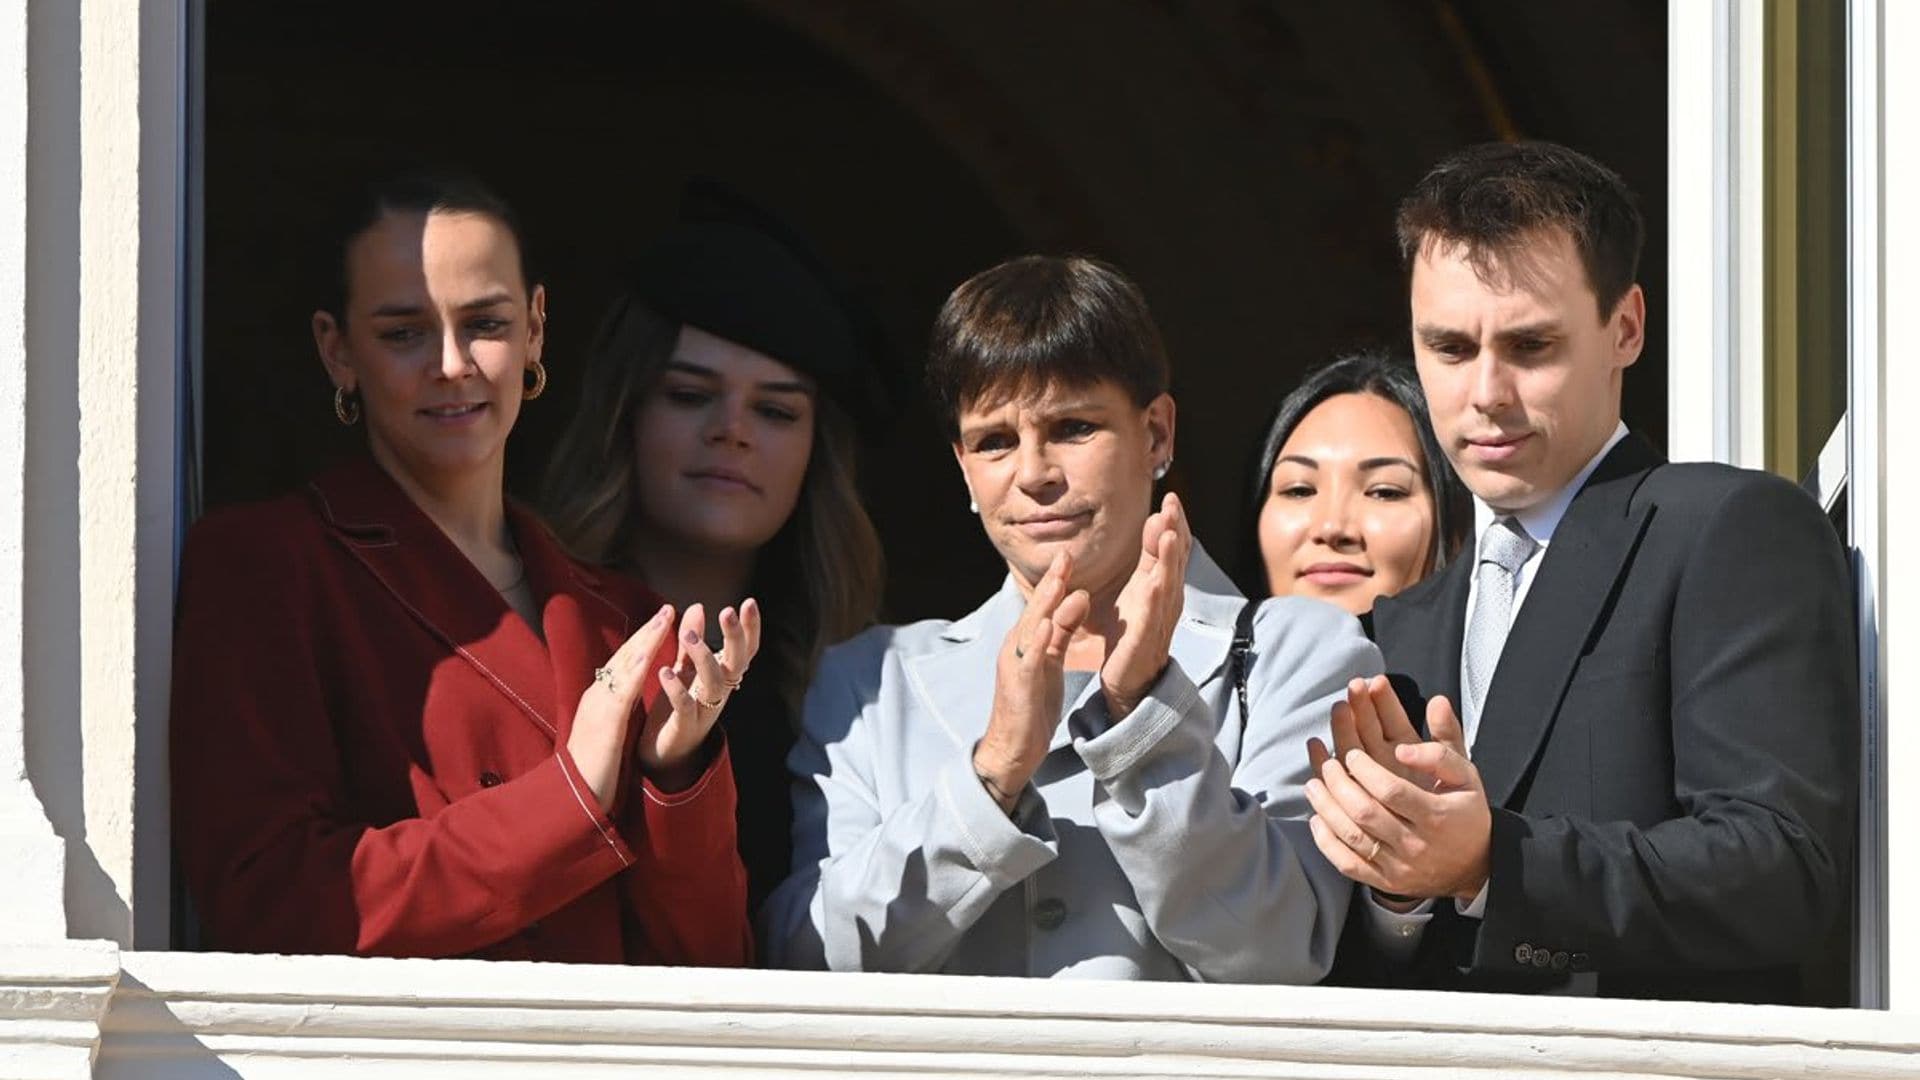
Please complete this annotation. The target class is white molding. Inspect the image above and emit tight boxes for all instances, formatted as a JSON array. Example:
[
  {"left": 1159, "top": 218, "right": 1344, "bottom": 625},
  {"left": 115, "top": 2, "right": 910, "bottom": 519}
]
[
  {"left": 0, "top": 0, "right": 69, "bottom": 945},
  {"left": 27, "top": 951, "right": 1914, "bottom": 1078},
  {"left": 0, "top": 941, "right": 121, "bottom": 1080},
  {"left": 1667, "top": 0, "right": 1733, "bottom": 464}
]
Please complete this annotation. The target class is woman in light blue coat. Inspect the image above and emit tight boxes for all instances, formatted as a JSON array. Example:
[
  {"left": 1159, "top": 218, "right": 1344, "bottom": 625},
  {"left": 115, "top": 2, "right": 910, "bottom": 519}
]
[{"left": 762, "top": 256, "right": 1381, "bottom": 981}]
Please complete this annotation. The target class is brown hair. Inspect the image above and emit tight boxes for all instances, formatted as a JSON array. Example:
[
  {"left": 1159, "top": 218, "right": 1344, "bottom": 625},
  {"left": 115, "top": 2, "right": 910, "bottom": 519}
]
[
  {"left": 541, "top": 295, "right": 883, "bottom": 713},
  {"left": 925, "top": 255, "right": 1171, "bottom": 440},
  {"left": 1395, "top": 140, "right": 1645, "bottom": 319}
]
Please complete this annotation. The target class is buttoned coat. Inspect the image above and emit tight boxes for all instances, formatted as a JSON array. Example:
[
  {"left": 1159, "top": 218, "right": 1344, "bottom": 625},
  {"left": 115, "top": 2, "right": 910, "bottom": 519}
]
[
  {"left": 1352, "top": 434, "right": 1856, "bottom": 1001},
  {"left": 171, "top": 456, "right": 752, "bottom": 964},
  {"left": 762, "top": 546, "right": 1380, "bottom": 980}
]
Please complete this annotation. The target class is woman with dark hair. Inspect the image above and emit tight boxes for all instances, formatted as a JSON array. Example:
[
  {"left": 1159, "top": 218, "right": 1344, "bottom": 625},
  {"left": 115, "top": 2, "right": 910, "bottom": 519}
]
[
  {"left": 1245, "top": 351, "right": 1467, "bottom": 614},
  {"left": 170, "top": 171, "right": 755, "bottom": 964},
  {"left": 542, "top": 184, "right": 885, "bottom": 913},
  {"left": 763, "top": 255, "right": 1379, "bottom": 981}
]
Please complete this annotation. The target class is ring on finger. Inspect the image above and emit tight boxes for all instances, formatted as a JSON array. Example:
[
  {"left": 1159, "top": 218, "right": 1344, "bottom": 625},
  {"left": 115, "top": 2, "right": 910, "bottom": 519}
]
[
  {"left": 723, "top": 666, "right": 747, "bottom": 691},
  {"left": 690, "top": 683, "right": 726, "bottom": 710},
  {"left": 1366, "top": 837, "right": 1382, "bottom": 862},
  {"left": 592, "top": 665, "right": 618, "bottom": 696}
]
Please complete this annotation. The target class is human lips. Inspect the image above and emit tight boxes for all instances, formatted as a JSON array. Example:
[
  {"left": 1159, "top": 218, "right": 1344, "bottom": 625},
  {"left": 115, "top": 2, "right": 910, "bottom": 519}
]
[
  {"left": 684, "top": 466, "right": 762, "bottom": 494},
  {"left": 418, "top": 401, "right": 489, "bottom": 424},
  {"left": 1010, "top": 510, "right": 1092, "bottom": 539},
  {"left": 1463, "top": 431, "right": 1533, "bottom": 462},
  {"left": 1297, "top": 561, "right": 1373, "bottom": 586}
]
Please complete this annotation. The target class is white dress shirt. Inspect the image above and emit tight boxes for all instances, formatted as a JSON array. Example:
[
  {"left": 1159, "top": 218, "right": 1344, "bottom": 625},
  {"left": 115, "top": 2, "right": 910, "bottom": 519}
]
[{"left": 1364, "top": 422, "right": 1629, "bottom": 960}]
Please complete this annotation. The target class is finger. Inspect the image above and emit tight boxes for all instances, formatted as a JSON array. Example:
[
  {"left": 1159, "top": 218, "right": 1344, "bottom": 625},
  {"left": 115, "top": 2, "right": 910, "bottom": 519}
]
[
  {"left": 675, "top": 603, "right": 707, "bottom": 670},
  {"left": 1360, "top": 675, "right": 1420, "bottom": 745},
  {"left": 656, "top": 664, "right": 695, "bottom": 717},
  {"left": 1307, "top": 809, "right": 1387, "bottom": 891},
  {"left": 1347, "top": 678, "right": 1394, "bottom": 765},
  {"left": 680, "top": 624, "right": 729, "bottom": 705},
  {"left": 1307, "top": 736, "right": 1331, "bottom": 776},
  {"left": 1326, "top": 751, "right": 1414, "bottom": 850},
  {"left": 1395, "top": 740, "right": 1477, "bottom": 792},
  {"left": 1161, "top": 493, "right": 1192, "bottom": 574},
  {"left": 1138, "top": 509, "right": 1169, "bottom": 572},
  {"left": 717, "top": 604, "right": 750, "bottom": 681},
  {"left": 1345, "top": 746, "right": 1436, "bottom": 821},
  {"left": 1020, "top": 551, "right": 1071, "bottom": 638},
  {"left": 737, "top": 597, "right": 764, "bottom": 667},
  {"left": 1329, "top": 696, "right": 1364, "bottom": 760},
  {"left": 614, "top": 604, "right": 675, "bottom": 676},
  {"left": 1427, "top": 696, "right": 1469, "bottom": 757},
  {"left": 1053, "top": 588, "right": 1092, "bottom": 636},
  {"left": 1305, "top": 767, "right": 1385, "bottom": 857}
]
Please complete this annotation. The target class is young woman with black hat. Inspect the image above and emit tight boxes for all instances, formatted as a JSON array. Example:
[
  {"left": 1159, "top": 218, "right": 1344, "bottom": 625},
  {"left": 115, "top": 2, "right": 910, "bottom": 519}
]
[{"left": 542, "top": 183, "right": 886, "bottom": 913}]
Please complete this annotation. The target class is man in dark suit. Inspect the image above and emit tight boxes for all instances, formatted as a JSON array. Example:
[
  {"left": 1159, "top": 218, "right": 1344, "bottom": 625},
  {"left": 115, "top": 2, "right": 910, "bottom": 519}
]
[{"left": 1305, "top": 141, "right": 1856, "bottom": 1002}]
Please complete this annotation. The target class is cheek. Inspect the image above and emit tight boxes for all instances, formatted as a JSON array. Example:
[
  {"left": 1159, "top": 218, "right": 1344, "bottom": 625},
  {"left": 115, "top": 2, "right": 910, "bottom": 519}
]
[
  {"left": 1362, "top": 503, "right": 1436, "bottom": 579},
  {"left": 1257, "top": 497, "right": 1312, "bottom": 564},
  {"left": 759, "top": 422, "right": 814, "bottom": 509}
]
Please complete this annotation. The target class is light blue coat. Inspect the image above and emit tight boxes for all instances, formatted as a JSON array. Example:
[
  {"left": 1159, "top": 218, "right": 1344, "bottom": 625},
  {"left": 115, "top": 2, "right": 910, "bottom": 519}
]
[{"left": 761, "top": 545, "right": 1381, "bottom": 981}]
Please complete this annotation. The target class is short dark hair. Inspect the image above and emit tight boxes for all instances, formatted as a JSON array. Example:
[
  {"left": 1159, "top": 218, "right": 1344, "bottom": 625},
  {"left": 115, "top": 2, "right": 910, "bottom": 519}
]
[
  {"left": 320, "top": 169, "right": 530, "bottom": 323},
  {"left": 925, "top": 255, "right": 1170, "bottom": 439},
  {"left": 1395, "top": 140, "right": 1644, "bottom": 319},
  {"left": 1240, "top": 350, "right": 1470, "bottom": 593}
]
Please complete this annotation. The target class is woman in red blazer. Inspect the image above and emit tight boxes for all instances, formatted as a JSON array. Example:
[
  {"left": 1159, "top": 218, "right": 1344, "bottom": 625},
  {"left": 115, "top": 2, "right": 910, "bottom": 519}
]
[{"left": 171, "top": 172, "right": 756, "bottom": 964}]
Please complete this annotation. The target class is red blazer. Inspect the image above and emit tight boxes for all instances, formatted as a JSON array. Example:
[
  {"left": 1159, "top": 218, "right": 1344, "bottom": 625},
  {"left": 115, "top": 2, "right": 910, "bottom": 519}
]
[{"left": 171, "top": 456, "right": 751, "bottom": 964}]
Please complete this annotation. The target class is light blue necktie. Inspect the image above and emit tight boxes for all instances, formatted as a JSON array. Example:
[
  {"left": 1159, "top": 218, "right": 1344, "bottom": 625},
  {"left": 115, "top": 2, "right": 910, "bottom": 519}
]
[{"left": 1463, "top": 517, "right": 1539, "bottom": 732}]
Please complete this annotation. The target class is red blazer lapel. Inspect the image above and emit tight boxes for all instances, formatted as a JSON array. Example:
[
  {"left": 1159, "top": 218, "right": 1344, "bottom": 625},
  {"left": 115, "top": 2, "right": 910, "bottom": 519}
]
[
  {"left": 509, "top": 503, "right": 654, "bottom": 737},
  {"left": 307, "top": 457, "right": 561, "bottom": 740}
]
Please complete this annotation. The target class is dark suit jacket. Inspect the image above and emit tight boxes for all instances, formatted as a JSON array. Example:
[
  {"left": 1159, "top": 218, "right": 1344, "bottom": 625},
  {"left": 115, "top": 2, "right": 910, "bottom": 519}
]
[
  {"left": 1347, "top": 433, "right": 1856, "bottom": 1002},
  {"left": 171, "top": 455, "right": 752, "bottom": 964}
]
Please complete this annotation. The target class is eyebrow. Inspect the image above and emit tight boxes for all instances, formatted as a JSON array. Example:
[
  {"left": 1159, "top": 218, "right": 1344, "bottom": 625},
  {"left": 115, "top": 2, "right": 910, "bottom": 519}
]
[
  {"left": 367, "top": 293, "right": 517, "bottom": 319},
  {"left": 664, "top": 359, "right": 814, "bottom": 396},
  {"left": 1414, "top": 320, "right": 1562, "bottom": 348},
  {"left": 1277, "top": 454, "right": 1420, "bottom": 471}
]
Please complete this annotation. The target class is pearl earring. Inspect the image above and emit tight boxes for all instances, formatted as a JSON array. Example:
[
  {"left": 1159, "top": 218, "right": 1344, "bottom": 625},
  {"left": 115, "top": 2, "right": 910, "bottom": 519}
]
[
  {"left": 1153, "top": 458, "right": 1172, "bottom": 482},
  {"left": 968, "top": 498, "right": 979, "bottom": 514}
]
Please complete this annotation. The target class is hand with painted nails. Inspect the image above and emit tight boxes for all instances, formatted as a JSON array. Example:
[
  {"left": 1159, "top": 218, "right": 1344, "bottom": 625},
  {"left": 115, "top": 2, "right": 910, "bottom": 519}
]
[
  {"left": 641, "top": 599, "right": 763, "bottom": 792},
  {"left": 569, "top": 602, "right": 683, "bottom": 811},
  {"left": 973, "top": 551, "right": 1092, "bottom": 812}
]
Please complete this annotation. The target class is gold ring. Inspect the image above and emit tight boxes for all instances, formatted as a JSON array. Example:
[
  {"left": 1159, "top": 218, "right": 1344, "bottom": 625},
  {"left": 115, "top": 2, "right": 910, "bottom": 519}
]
[
  {"left": 592, "top": 665, "right": 618, "bottom": 696},
  {"left": 1366, "top": 838, "right": 1382, "bottom": 862},
  {"left": 691, "top": 683, "right": 725, "bottom": 710},
  {"left": 724, "top": 666, "right": 747, "bottom": 691}
]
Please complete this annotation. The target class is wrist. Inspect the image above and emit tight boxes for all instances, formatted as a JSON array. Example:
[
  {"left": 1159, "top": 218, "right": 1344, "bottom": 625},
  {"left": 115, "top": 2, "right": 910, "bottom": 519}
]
[{"left": 970, "top": 746, "right": 1029, "bottom": 812}]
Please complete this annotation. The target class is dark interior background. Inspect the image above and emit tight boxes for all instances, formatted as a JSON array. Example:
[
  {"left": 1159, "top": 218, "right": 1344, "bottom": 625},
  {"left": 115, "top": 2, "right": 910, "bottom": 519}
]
[{"left": 203, "top": 0, "right": 1667, "bottom": 621}]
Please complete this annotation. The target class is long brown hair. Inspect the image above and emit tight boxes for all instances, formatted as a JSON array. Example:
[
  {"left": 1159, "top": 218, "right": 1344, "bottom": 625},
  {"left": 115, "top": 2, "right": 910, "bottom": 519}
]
[{"left": 542, "top": 294, "right": 883, "bottom": 713}]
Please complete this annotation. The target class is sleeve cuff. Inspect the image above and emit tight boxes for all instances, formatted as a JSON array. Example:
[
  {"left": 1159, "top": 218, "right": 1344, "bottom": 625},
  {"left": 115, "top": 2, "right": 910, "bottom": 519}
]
[
  {"left": 1361, "top": 886, "right": 1433, "bottom": 962},
  {"left": 937, "top": 751, "right": 1057, "bottom": 890},
  {"left": 551, "top": 745, "right": 636, "bottom": 869},
  {"left": 1071, "top": 662, "right": 1199, "bottom": 781},
  {"left": 626, "top": 737, "right": 740, "bottom": 868}
]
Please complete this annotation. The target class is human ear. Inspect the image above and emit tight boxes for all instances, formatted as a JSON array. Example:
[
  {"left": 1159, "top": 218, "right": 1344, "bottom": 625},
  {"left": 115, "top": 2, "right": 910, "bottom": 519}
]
[
  {"left": 526, "top": 283, "right": 548, "bottom": 364},
  {"left": 1144, "top": 392, "right": 1177, "bottom": 463},
  {"left": 1611, "top": 284, "right": 1646, "bottom": 370},
  {"left": 312, "top": 310, "right": 354, "bottom": 393}
]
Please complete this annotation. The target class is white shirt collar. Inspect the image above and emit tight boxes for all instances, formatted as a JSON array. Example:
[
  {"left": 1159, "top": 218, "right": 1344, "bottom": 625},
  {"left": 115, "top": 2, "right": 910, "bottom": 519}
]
[{"left": 1471, "top": 421, "right": 1630, "bottom": 548}]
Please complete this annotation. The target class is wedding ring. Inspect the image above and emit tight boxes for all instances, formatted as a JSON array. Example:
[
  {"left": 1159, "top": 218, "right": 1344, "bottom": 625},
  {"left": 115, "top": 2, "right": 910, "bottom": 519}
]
[
  {"left": 592, "top": 665, "right": 618, "bottom": 696},
  {"left": 1366, "top": 838, "right": 1382, "bottom": 862}
]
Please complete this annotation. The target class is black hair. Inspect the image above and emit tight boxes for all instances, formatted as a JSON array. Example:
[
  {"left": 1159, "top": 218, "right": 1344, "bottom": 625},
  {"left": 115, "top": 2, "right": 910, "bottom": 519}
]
[
  {"left": 925, "top": 255, "right": 1169, "bottom": 440},
  {"left": 319, "top": 169, "right": 530, "bottom": 324},
  {"left": 1239, "top": 351, "right": 1469, "bottom": 595},
  {"left": 1396, "top": 140, "right": 1644, "bottom": 319}
]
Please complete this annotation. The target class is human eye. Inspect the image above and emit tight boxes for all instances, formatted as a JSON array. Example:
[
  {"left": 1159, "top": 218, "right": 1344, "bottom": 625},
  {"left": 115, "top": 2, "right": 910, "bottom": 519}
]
[
  {"left": 755, "top": 400, "right": 802, "bottom": 424},
  {"left": 1366, "top": 485, "right": 1412, "bottom": 501},
  {"left": 376, "top": 325, "right": 424, "bottom": 346},
  {"left": 970, "top": 431, "right": 1015, "bottom": 454},
  {"left": 662, "top": 384, "right": 713, "bottom": 408},
  {"left": 1274, "top": 482, "right": 1315, "bottom": 500},
  {"left": 467, "top": 316, "right": 510, "bottom": 336},
  {"left": 1054, "top": 418, "right": 1098, "bottom": 441}
]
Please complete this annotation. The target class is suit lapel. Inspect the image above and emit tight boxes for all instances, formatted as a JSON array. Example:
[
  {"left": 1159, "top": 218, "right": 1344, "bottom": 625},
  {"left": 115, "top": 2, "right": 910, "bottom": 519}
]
[
  {"left": 310, "top": 457, "right": 564, "bottom": 741},
  {"left": 1375, "top": 554, "right": 1471, "bottom": 714},
  {"left": 1472, "top": 436, "right": 1660, "bottom": 807}
]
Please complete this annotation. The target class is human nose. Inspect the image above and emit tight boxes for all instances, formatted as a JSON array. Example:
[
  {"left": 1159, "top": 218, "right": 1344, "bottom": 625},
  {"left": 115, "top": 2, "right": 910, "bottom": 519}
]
[
  {"left": 702, "top": 394, "right": 749, "bottom": 447},
  {"left": 1310, "top": 490, "right": 1363, "bottom": 551},
  {"left": 1013, "top": 438, "right": 1058, "bottom": 492},
  {"left": 438, "top": 327, "right": 475, "bottom": 381},
  {"left": 1468, "top": 352, "right": 1514, "bottom": 415}
]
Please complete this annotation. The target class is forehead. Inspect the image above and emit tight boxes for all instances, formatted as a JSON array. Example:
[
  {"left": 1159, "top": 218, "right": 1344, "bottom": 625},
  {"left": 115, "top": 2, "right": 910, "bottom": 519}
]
[
  {"left": 1281, "top": 392, "right": 1422, "bottom": 459},
  {"left": 670, "top": 325, "right": 812, "bottom": 389},
  {"left": 956, "top": 376, "right": 1134, "bottom": 427},
  {"left": 346, "top": 210, "right": 525, "bottom": 310},
  {"left": 1408, "top": 228, "right": 1596, "bottom": 326}
]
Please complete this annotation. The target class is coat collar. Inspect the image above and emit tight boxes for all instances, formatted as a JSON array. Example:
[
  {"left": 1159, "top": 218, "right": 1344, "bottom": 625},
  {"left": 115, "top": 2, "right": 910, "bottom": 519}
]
[
  {"left": 906, "top": 541, "right": 1248, "bottom": 752},
  {"left": 306, "top": 455, "right": 635, "bottom": 742},
  {"left": 1466, "top": 433, "right": 1661, "bottom": 806}
]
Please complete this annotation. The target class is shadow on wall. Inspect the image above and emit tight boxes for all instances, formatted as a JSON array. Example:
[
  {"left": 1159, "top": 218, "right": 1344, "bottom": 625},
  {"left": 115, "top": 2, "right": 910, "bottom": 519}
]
[{"left": 200, "top": 0, "right": 1666, "bottom": 621}]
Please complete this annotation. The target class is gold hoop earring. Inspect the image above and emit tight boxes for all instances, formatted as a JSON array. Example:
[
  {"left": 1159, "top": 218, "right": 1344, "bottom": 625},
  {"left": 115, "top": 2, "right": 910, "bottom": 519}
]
[
  {"left": 524, "top": 359, "right": 547, "bottom": 400},
  {"left": 333, "top": 386, "right": 360, "bottom": 426}
]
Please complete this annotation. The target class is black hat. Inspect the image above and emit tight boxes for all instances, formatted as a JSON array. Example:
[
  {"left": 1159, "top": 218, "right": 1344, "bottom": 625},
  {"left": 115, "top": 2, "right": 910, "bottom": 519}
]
[{"left": 624, "top": 180, "right": 892, "bottom": 435}]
